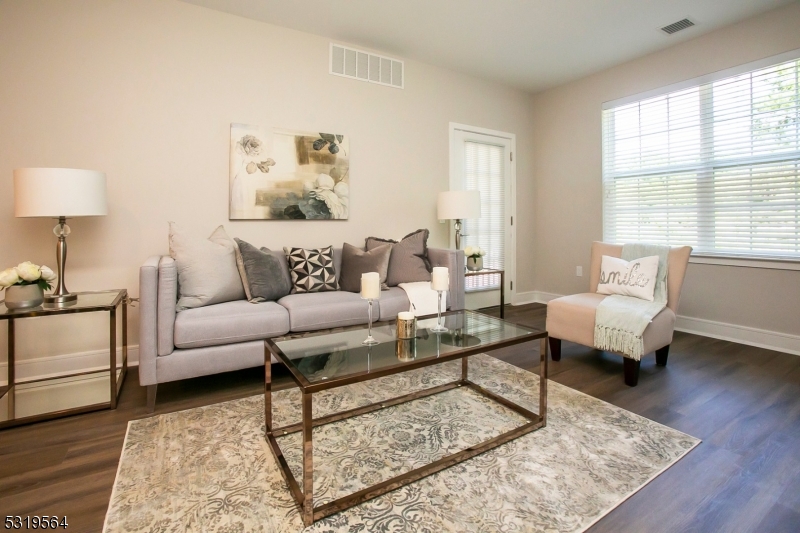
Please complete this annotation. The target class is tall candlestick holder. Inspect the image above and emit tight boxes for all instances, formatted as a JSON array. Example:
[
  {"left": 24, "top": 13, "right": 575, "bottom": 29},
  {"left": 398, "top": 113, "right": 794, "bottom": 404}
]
[
  {"left": 430, "top": 290, "right": 448, "bottom": 333},
  {"left": 362, "top": 298, "right": 379, "bottom": 345}
]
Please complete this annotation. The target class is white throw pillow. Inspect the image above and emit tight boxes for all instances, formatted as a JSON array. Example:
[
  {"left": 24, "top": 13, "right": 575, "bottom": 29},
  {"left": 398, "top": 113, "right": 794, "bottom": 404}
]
[
  {"left": 169, "top": 222, "right": 245, "bottom": 311},
  {"left": 596, "top": 255, "right": 660, "bottom": 301}
]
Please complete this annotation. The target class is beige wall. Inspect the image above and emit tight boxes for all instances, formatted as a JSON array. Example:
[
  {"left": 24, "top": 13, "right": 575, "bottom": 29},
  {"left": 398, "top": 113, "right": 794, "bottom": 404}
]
[
  {"left": 531, "top": 2, "right": 800, "bottom": 336},
  {"left": 0, "top": 0, "right": 535, "bottom": 360}
]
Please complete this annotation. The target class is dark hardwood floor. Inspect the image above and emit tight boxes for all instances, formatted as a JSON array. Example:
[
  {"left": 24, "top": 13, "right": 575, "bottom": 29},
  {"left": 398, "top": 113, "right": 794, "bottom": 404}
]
[{"left": 2, "top": 303, "right": 800, "bottom": 532}]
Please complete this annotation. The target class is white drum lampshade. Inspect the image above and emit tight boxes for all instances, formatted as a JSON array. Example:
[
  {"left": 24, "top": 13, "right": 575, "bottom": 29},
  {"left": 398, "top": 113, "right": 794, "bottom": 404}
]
[
  {"left": 14, "top": 168, "right": 107, "bottom": 217},
  {"left": 437, "top": 190, "right": 481, "bottom": 250},
  {"left": 13, "top": 168, "right": 108, "bottom": 304}
]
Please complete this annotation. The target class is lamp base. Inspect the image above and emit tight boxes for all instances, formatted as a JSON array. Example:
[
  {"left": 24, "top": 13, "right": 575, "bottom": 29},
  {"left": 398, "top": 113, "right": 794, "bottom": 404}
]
[{"left": 45, "top": 293, "right": 78, "bottom": 304}]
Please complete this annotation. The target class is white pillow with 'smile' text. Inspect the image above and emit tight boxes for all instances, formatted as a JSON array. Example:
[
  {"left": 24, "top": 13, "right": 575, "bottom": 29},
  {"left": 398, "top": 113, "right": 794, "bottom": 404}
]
[{"left": 596, "top": 255, "right": 659, "bottom": 301}]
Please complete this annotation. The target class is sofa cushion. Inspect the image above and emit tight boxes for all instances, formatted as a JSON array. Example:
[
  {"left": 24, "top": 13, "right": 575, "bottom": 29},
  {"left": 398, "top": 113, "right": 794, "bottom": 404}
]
[
  {"left": 173, "top": 300, "right": 290, "bottom": 349},
  {"left": 339, "top": 242, "right": 392, "bottom": 292},
  {"left": 169, "top": 223, "right": 245, "bottom": 311},
  {"left": 234, "top": 238, "right": 292, "bottom": 302},
  {"left": 546, "top": 292, "right": 676, "bottom": 355},
  {"left": 366, "top": 229, "right": 432, "bottom": 286},
  {"left": 284, "top": 246, "right": 339, "bottom": 293},
  {"left": 278, "top": 291, "right": 370, "bottom": 332},
  {"left": 377, "top": 287, "right": 411, "bottom": 321}
]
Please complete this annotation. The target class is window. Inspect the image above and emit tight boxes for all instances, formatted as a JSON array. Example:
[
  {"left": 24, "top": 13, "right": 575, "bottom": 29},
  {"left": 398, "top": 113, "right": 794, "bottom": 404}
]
[
  {"left": 602, "top": 56, "right": 800, "bottom": 259},
  {"left": 463, "top": 141, "right": 505, "bottom": 290}
]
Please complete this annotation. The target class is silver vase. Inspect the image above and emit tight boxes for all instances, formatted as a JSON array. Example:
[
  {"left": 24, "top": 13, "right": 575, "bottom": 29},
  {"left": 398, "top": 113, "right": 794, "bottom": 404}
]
[
  {"left": 4, "top": 284, "right": 44, "bottom": 310},
  {"left": 466, "top": 256, "right": 483, "bottom": 271}
]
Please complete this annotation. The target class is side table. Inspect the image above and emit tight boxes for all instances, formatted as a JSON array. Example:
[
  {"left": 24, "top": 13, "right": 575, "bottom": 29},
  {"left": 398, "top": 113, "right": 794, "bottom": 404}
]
[
  {"left": 0, "top": 289, "right": 127, "bottom": 429},
  {"left": 464, "top": 268, "right": 505, "bottom": 318}
]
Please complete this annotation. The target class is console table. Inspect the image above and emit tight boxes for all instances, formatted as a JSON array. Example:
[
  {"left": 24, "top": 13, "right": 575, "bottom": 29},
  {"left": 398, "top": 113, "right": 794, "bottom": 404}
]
[
  {"left": 0, "top": 289, "right": 127, "bottom": 429},
  {"left": 465, "top": 268, "right": 505, "bottom": 317}
]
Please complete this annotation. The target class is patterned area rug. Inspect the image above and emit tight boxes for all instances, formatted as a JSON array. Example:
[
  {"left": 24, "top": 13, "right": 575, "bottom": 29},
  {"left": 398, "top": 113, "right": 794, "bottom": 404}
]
[{"left": 104, "top": 355, "right": 699, "bottom": 532}]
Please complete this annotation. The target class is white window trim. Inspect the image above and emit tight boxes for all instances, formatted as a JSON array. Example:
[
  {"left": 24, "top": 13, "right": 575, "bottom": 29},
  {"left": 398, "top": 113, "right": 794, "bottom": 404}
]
[
  {"left": 602, "top": 47, "right": 800, "bottom": 269},
  {"left": 448, "top": 122, "right": 517, "bottom": 301}
]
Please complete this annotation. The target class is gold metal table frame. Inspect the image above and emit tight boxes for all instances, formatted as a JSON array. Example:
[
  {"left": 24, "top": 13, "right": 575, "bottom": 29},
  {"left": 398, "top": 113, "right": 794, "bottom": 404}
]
[
  {"left": 0, "top": 289, "right": 128, "bottom": 429},
  {"left": 264, "top": 310, "right": 548, "bottom": 526}
]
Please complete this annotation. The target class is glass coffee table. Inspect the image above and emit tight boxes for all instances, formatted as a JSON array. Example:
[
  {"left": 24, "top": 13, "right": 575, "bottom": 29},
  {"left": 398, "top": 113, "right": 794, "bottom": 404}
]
[{"left": 264, "top": 309, "right": 548, "bottom": 526}]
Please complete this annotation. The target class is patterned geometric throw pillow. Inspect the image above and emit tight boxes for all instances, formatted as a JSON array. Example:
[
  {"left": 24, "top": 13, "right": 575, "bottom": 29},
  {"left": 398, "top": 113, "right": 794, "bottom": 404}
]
[{"left": 283, "top": 246, "right": 339, "bottom": 293}]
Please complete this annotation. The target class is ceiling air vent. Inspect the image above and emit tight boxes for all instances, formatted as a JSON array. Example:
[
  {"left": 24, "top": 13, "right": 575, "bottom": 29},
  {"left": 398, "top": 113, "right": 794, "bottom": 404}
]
[
  {"left": 661, "top": 18, "right": 695, "bottom": 35},
  {"left": 330, "top": 43, "right": 404, "bottom": 89}
]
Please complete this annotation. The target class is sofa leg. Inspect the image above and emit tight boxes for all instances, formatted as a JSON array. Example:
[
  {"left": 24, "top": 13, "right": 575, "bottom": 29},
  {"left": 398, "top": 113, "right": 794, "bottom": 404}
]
[
  {"left": 623, "top": 358, "right": 641, "bottom": 387},
  {"left": 549, "top": 337, "right": 562, "bottom": 361},
  {"left": 655, "top": 344, "right": 670, "bottom": 366},
  {"left": 146, "top": 385, "right": 157, "bottom": 413}
]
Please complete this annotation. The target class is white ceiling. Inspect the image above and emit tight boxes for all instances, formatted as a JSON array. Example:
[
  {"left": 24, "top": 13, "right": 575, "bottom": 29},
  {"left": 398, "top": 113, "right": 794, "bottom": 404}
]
[{"left": 180, "top": 0, "right": 795, "bottom": 93}]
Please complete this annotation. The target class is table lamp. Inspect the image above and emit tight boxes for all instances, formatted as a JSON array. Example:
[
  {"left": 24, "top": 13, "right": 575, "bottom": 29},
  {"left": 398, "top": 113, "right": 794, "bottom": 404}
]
[
  {"left": 437, "top": 190, "right": 481, "bottom": 249},
  {"left": 14, "top": 168, "right": 107, "bottom": 304}
]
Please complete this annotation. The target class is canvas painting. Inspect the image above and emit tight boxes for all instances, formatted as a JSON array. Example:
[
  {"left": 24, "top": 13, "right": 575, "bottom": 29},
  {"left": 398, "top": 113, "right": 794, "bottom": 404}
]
[{"left": 229, "top": 124, "right": 350, "bottom": 220}]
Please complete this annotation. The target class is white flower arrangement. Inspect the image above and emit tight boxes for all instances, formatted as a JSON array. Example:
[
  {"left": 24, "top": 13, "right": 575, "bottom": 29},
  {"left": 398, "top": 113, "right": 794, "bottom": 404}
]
[
  {"left": 464, "top": 246, "right": 486, "bottom": 259},
  {"left": 0, "top": 261, "right": 57, "bottom": 291}
]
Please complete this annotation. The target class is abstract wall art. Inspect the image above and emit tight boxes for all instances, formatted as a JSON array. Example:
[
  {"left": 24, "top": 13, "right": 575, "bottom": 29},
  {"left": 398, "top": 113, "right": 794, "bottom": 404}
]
[{"left": 229, "top": 124, "right": 350, "bottom": 220}]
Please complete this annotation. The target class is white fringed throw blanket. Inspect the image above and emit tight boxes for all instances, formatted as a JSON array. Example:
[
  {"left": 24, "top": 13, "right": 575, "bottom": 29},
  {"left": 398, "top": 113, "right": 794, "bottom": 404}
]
[{"left": 594, "top": 243, "right": 669, "bottom": 361}]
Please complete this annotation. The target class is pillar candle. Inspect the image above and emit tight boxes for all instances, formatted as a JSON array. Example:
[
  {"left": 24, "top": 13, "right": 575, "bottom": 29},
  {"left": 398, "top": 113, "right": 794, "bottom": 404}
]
[
  {"left": 431, "top": 267, "right": 449, "bottom": 291},
  {"left": 361, "top": 272, "right": 381, "bottom": 299}
]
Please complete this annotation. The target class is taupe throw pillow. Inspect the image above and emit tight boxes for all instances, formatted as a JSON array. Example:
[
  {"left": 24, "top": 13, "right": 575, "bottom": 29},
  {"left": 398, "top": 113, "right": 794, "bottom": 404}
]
[
  {"left": 366, "top": 229, "right": 432, "bottom": 286},
  {"left": 234, "top": 238, "right": 292, "bottom": 303},
  {"left": 339, "top": 242, "right": 392, "bottom": 293},
  {"left": 168, "top": 223, "right": 245, "bottom": 311}
]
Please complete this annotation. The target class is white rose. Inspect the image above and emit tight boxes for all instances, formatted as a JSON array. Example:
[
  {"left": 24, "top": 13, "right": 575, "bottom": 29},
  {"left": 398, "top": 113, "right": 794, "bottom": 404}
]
[
  {"left": 15, "top": 261, "right": 41, "bottom": 282},
  {"left": 40, "top": 265, "right": 57, "bottom": 282},
  {"left": 316, "top": 173, "right": 335, "bottom": 190},
  {"left": 0, "top": 268, "right": 20, "bottom": 289},
  {"left": 464, "top": 246, "right": 474, "bottom": 256}
]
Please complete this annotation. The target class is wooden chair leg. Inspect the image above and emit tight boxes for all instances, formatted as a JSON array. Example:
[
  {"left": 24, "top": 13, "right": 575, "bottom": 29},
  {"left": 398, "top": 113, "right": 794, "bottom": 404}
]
[
  {"left": 146, "top": 384, "right": 157, "bottom": 413},
  {"left": 623, "top": 358, "right": 641, "bottom": 387},
  {"left": 549, "top": 337, "right": 562, "bottom": 361},
  {"left": 655, "top": 344, "right": 670, "bottom": 366}
]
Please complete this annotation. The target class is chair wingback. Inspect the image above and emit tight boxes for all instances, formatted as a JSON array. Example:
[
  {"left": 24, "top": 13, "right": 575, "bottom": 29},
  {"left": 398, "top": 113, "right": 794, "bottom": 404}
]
[{"left": 589, "top": 241, "right": 692, "bottom": 314}]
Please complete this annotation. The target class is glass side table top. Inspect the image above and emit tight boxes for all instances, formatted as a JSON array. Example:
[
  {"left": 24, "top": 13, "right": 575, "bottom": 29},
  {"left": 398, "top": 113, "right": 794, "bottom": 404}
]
[
  {"left": 0, "top": 290, "right": 126, "bottom": 318},
  {"left": 270, "top": 310, "right": 543, "bottom": 386}
]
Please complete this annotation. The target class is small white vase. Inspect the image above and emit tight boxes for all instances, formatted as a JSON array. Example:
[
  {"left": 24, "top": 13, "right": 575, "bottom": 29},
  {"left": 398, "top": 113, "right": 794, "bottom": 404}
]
[
  {"left": 4, "top": 284, "right": 44, "bottom": 310},
  {"left": 466, "top": 256, "right": 484, "bottom": 271}
]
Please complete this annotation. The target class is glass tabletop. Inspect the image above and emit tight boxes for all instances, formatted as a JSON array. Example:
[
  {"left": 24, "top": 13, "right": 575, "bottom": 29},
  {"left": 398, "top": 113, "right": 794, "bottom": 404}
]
[
  {"left": 271, "top": 310, "right": 542, "bottom": 385},
  {"left": 0, "top": 290, "right": 126, "bottom": 318}
]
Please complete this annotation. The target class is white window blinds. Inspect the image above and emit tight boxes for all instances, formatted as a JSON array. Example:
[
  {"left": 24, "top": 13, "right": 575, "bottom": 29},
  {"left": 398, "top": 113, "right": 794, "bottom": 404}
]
[
  {"left": 463, "top": 141, "right": 504, "bottom": 290},
  {"left": 602, "top": 58, "right": 800, "bottom": 258}
]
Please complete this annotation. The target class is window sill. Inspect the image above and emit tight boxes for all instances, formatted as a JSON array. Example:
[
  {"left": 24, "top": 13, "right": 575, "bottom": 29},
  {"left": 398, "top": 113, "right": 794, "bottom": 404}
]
[
  {"left": 465, "top": 286, "right": 501, "bottom": 294},
  {"left": 689, "top": 254, "right": 800, "bottom": 271}
]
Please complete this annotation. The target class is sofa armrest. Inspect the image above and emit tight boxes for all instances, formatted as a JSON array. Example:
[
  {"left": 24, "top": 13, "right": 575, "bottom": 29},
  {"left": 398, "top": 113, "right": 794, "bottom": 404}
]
[
  {"left": 429, "top": 248, "right": 465, "bottom": 310},
  {"left": 157, "top": 256, "right": 177, "bottom": 356},
  {"left": 138, "top": 256, "right": 161, "bottom": 386}
]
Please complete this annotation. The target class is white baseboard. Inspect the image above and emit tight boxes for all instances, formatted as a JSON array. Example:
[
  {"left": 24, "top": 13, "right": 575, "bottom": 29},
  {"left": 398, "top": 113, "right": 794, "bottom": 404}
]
[
  {"left": 0, "top": 345, "right": 139, "bottom": 386},
  {"left": 674, "top": 317, "right": 800, "bottom": 356},
  {"left": 513, "top": 290, "right": 800, "bottom": 356},
  {"left": 513, "top": 291, "right": 561, "bottom": 305}
]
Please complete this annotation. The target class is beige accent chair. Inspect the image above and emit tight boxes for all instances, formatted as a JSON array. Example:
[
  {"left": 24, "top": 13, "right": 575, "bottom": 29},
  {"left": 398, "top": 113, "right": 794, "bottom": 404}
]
[{"left": 546, "top": 242, "right": 692, "bottom": 386}]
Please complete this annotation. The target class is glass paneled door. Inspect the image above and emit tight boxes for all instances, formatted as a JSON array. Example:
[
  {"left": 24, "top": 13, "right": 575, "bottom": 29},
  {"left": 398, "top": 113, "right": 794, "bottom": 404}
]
[{"left": 449, "top": 124, "right": 516, "bottom": 309}]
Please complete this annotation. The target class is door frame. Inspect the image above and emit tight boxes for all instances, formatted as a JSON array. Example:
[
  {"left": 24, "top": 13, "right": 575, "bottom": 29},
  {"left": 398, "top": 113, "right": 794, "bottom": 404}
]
[{"left": 448, "top": 122, "right": 517, "bottom": 306}]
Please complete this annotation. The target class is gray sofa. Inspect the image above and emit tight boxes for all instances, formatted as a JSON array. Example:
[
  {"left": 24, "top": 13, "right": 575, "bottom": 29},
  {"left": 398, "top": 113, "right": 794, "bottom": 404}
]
[{"left": 139, "top": 247, "right": 465, "bottom": 410}]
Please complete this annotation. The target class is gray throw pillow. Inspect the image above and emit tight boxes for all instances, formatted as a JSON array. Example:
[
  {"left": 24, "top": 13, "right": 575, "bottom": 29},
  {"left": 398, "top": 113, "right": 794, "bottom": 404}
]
[
  {"left": 339, "top": 242, "right": 392, "bottom": 293},
  {"left": 168, "top": 223, "right": 246, "bottom": 311},
  {"left": 366, "top": 229, "right": 432, "bottom": 286},
  {"left": 234, "top": 239, "right": 292, "bottom": 303}
]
